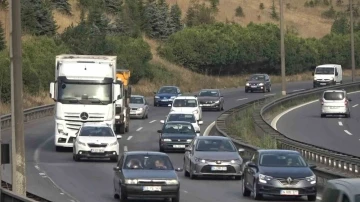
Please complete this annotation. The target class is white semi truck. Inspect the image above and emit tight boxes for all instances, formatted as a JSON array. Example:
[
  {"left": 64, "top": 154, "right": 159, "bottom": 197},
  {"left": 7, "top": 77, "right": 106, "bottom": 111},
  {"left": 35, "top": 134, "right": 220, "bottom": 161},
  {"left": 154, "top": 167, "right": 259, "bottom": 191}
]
[{"left": 49, "top": 54, "right": 129, "bottom": 152}]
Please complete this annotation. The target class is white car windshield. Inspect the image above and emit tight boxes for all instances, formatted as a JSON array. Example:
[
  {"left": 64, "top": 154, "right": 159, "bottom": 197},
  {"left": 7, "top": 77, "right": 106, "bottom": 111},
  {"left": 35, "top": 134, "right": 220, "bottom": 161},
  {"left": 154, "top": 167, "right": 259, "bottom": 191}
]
[
  {"left": 79, "top": 127, "right": 114, "bottom": 137},
  {"left": 130, "top": 97, "right": 144, "bottom": 104},
  {"left": 173, "top": 99, "right": 197, "bottom": 107},
  {"left": 167, "top": 114, "right": 196, "bottom": 123}
]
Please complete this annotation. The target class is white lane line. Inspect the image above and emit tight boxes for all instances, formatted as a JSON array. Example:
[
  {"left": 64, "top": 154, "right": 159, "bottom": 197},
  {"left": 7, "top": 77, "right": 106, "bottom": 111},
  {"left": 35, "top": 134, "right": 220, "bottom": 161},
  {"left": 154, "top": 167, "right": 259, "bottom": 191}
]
[
  {"left": 237, "top": 98, "right": 248, "bottom": 101},
  {"left": 338, "top": 121, "right": 343, "bottom": 126},
  {"left": 352, "top": 104, "right": 358, "bottom": 107},
  {"left": 293, "top": 89, "right": 305, "bottom": 92},
  {"left": 127, "top": 136, "right": 133, "bottom": 140},
  {"left": 149, "top": 120, "right": 156, "bottom": 123},
  {"left": 203, "top": 121, "right": 215, "bottom": 136},
  {"left": 264, "top": 93, "right": 276, "bottom": 97},
  {"left": 136, "top": 127, "right": 143, "bottom": 131},
  {"left": 317, "top": 196, "right": 322, "bottom": 200},
  {"left": 183, "top": 190, "right": 188, "bottom": 193},
  {"left": 124, "top": 146, "right": 128, "bottom": 151},
  {"left": 344, "top": 130, "right": 352, "bottom": 135}
]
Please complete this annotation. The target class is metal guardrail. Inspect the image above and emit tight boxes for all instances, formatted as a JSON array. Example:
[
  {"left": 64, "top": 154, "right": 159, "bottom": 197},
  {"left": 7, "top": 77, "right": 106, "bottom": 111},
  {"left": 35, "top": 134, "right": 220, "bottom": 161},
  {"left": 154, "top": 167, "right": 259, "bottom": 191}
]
[
  {"left": 1, "top": 104, "right": 55, "bottom": 201},
  {"left": 216, "top": 81, "right": 360, "bottom": 183}
]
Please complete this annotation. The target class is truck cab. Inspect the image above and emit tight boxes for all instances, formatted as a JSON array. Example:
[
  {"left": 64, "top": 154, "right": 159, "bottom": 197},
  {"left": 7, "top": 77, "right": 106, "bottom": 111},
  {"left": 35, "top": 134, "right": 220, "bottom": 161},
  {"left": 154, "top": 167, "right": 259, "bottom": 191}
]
[{"left": 313, "top": 64, "right": 342, "bottom": 88}]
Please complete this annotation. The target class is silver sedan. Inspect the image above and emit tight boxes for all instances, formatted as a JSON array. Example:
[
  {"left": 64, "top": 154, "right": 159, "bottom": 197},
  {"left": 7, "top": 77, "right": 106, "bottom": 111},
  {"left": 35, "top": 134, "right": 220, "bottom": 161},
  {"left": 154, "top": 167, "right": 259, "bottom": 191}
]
[
  {"left": 129, "top": 95, "right": 149, "bottom": 119},
  {"left": 183, "top": 136, "right": 244, "bottom": 180}
]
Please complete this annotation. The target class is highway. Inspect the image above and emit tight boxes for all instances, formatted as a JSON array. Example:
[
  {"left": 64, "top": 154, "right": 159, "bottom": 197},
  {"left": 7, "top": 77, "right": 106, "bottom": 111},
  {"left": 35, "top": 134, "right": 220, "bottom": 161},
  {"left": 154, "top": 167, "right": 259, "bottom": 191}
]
[
  {"left": 0, "top": 80, "right": 322, "bottom": 202},
  {"left": 275, "top": 90, "right": 360, "bottom": 157}
]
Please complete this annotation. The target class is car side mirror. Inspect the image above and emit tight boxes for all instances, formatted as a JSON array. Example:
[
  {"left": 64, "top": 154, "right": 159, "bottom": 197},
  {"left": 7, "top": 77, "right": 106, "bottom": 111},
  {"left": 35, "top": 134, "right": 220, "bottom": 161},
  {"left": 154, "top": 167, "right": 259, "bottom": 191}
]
[
  {"left": 185, "top": 147, "right": 191, "bottom": 152},
  {"left": 160, "top": 120, "right": 165, "bottom": 124},
  {"left": 309, "top": 164, "right": 316, "bottom": 169},
  {"left": 198, "top": 121, "right": 203, "bottom": 125},
  {"left": 116, "top": 135, "right": 122, "bottom": 139},
  {"left": 238, "top": 148, "right": 245, "bottom": 153},
  {"left": 175, "top": 168, "right": 183, "bottom": 172},
  {"left": 113, "top": 166, "right": 121, "bottom": 171},
  {"left": 157, "top": 130, "right": 162, "bottom": 133}
]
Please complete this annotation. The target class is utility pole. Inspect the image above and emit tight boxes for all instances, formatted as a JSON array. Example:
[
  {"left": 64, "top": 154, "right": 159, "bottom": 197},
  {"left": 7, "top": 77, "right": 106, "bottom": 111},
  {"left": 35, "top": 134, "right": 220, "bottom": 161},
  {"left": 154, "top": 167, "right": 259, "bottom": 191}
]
[
  {"left": 280, "top": 0, "right": 286, "bottom": 95},
  {"left": 350, "top": 0, "right": 356, "bottom": 81},
  {"left": 9, "top": 0, "right": 26, "bottom": 196}
]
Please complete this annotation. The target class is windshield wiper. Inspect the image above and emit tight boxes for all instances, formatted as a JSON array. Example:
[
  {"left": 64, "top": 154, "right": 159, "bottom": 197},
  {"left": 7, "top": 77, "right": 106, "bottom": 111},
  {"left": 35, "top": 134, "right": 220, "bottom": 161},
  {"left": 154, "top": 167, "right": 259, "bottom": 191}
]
[
  {"left": 87, "top": 98, "right": 106, "bottom": 104},
  {"left": 61, "top": 97, "right": 80, "bottom": 103}
]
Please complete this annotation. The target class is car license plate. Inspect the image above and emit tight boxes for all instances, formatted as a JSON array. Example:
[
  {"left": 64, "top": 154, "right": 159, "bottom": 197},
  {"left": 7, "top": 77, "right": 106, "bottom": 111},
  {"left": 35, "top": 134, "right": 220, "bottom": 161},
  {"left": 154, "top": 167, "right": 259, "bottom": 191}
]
[
  {"left": 173, "top": 145, "right": 185, "bottom": 148},
  {"left": 202, "top": 104, "right": 211, "bottom": 106},
  {"left": 251, "top": 86, "right": 257, "bottom": 88},
  {"left": 320, "top": 83, "right": 326, "bottom": 85},
  {"left": 161, "top": 99, "right": 168, "bottom": 102},
  {"left": 280, "top": 190, "right": 299, "bottom": 195},
  {"left": 143, "top": 186, "right": 161, "bottom": 191},
  {"left": 91, "top": 149, "right": 104, "bottom": 153},
  {"left": 211, "top": 166, "right": 227, "bottom": 171}
]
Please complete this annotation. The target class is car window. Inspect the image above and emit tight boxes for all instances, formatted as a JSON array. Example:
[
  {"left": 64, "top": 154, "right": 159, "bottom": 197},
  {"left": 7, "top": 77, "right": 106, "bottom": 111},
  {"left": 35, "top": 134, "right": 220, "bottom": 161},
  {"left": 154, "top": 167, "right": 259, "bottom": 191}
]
[
  {"left": 167, "top": 114, "right": 196, "bottom": 123},
  {"left": 163, "top": 123, "right": 195, "bottom": 134},
  {"left": 80, "top": 126, "right": 114, "bottom": 137},
  {"left": 199, "top": 90, "right": 219, "bottom": 97},
  {"left": 173, "top": 99, "right": 197, "bottom": 107},
  {"left": 259, "top": 153, "right": 307, "bottom": 167},
  {"left": 342, "top": 194, "right": 350, "bottom": 202},
  {"left": 323, "top": 92, "right": 345, "bottom": 100},
  {"left": 249, "top": 75, "right": 265, "bottom": 81},
  {"left": 130, "top": 97, "right": 144, "bottom": 104},
  {"left": 355, "top": 194, "right": 360, "bottom": 202},
  {"left": 123, "top": 154, "right": 174, "bottom": 170},
  {"left": 195, "top": 139, "right": 236, "bottom": 152},
  {"left": 322, "top": 187, "right": 341, "bottom": 202},
  {"left": 158, "top": 87, "right": 177, "bottom": 94},
  {"left": 315, "top": 67, "right": 334, "bottom": 74}
]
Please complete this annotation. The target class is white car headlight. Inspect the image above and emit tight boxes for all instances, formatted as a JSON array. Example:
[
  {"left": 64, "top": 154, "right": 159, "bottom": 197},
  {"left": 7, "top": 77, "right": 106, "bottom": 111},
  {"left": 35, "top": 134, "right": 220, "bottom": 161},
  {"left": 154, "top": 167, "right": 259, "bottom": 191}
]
[
  {"left": 109, "top": 140, "right": 118, "bottom": 146},
  {"left": 162, "top": 139, "right": 171, "bottom": 142},
  {"left": 306, "top": 175, "right": 316, "bottom": 184},
  {"left": 76, "top": 139, "right": 86, "bottom": 146},
  {"left": 246, "top": 83, "right": 250, "bottom": 86},
  {"left": 115, "top": 115, "right": 120, "bottom": 119},
  {"left": 258, "top": 83, "right": 264, "bottom": 86},
  {"left": 137, "top": 108, "right": 143, "bottom": 111},
  {"left": 259, "top": 174, "right": 273, "bottom": 183},
  {"left": 155, "top": 96, "right": 160, "bottom": 98},
  {"left": 194, "top": 157, "right": 205, "bottom": 163},
  {"left": 125, "top": 179, "right": 138, "bottom": 184},
  {"left": 215, "top": 100, "right": 219, "bottom": 104},
  {"left": 165, "top": 179, "right": 179, "bottom": 185},
  {"left": 187, "top": 139, "right": 192, "bottom": 142},
  {"left": 230, "top": 159, "right": 242, "bottom": 164}
]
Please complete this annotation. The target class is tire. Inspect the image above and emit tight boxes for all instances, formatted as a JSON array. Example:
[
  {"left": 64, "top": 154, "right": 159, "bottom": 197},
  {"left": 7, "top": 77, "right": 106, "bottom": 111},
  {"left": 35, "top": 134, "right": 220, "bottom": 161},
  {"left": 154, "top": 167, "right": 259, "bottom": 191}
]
[
  {"left": 189, "top": 163, "right": 197, "bottom": 179},
  {"left": 110, "top": 156, "right": 118, "bottom": 162},
  {"left": 184, "top": 160, "right": 190, "bottom": 177},
  {"left": 119, "top": 124, "right": 125, "bottom": 134},
  {"left": 55, "top": 146, "right": 62, "bottom": 152},
  {"left": 242, "top": 178, "right": 251, "bottom": 197},
  {"left": 268, "top": 86, "right": 271, "bottom": 92},
  {"left": 253, "top": 181, "right": 262, "bottom": 200},
  {"left": 217, "top": 106, "right": 221, "bottom": 111},
  {"left": 120, "top": 189, "right": 128, "bottom": 202},
  {"left": 73, "top": 154, "right": 80, "bottom": 162},
  {"left": 172, "top": 192, "right": 180, "bottom": 202},
  {"left": 159, "top": 146, "right": 164, "bottom": 152},
  {"left": 113, "top": 194, "right": 119, "bottom": 199},
  {"left": 320, "top": 114, "right": 325, "bottom": 118},
  {"left": 245, "top": 90, "right": 248, "bottom": 93},
  {"left": 308, "top": 195, "right": 317, "bottom": 201},
  {"left": 125, "top": 123, "right": 129, "bottom": 132}
]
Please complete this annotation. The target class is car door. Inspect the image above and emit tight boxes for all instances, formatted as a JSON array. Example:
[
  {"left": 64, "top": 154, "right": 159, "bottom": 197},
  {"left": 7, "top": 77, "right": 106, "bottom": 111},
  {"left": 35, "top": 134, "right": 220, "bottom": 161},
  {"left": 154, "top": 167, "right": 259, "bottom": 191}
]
[
  {"left": 185, "top": 139, "right": 196, "bottom": 171},
  {"left": 248, "top": 152, "right": 259, "bottom": 189},
  {"left": 114, "top": 155, "right": 124, "bottom": 193}
]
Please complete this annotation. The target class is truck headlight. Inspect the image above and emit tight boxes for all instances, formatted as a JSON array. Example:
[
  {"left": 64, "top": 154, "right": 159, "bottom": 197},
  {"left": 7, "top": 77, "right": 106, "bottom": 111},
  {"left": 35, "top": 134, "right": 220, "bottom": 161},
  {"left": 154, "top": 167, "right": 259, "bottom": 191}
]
[
  {"left": 165, "top": 179, "right": 179, "bottom": 185},
  {"left": 125, "top": 179, "right": 138, "bottom": 184},
  {"left": 57, "top": 123, "right": 64, "bottom": 133}
]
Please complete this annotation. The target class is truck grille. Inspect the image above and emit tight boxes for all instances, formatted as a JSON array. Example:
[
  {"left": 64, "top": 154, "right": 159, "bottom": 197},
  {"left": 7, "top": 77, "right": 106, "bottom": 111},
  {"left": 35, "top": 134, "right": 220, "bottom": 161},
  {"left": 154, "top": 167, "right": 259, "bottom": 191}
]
[{"left": 64, "top": 112, "right": 105, "bottom": 121}]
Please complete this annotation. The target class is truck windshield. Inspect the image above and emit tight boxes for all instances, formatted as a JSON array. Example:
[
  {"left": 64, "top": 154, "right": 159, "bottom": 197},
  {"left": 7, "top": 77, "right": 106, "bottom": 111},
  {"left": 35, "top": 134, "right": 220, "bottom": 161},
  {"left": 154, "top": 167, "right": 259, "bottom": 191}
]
[
  {"left": 315, "top": 67, "right": 334, "bottom": 74},
  {"left": 58, "top": 82, "right": 112, "bottom": 104}
]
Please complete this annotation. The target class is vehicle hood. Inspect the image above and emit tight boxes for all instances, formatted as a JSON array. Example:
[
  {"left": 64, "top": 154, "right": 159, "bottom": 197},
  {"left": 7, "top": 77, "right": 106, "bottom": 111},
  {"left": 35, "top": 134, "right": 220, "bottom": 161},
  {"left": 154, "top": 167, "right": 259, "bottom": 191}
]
[
  {"left": 129, "top": 103, "right": 145, "bottom": 109},
  {"left": 155, "top": 93, "right": 177, "bottom": 98},
  {"left": 161, "top": 133, "right": 196, "bottom": 139},
  {"left": 259, "top": 166, "right": 314, "bottom": 178},
  {"left": 77, "top": 136, "right": 117, "bottom": 144},
  {"left": 197, "top": 96, "right": 220, "bottom": 102},
  {"left": 171, "top": 107, "right": 198, "bottom": 113},
  {"left": 247, "top": 80, "right": 265, "bottom": 84},
  {"left": 123, "top": 170, "right": 178, "bottom": 179},
  {"left": 195, "top": 151, "right": 240, "bottom": 161},
  {"left": 314, "top": 74, "right": 334, "bottom": 80}
]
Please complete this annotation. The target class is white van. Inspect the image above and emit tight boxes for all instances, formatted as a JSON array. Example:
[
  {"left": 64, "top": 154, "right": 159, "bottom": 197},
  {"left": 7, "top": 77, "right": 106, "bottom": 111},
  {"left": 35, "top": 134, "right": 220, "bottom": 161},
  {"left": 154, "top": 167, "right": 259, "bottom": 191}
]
[{"left": 313, "top": 64, "right": 342, "bottom": 88}]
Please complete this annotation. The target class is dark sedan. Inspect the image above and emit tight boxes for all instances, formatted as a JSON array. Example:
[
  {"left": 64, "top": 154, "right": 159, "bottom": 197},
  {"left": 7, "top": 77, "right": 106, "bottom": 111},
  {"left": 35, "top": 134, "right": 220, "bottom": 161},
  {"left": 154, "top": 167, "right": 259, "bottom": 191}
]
[
  {"left": 153, "top": 86, "right": 181, "bottom": 107},
  {"left": 245, "top": 74, "right": 271, "bottom": 93},
  {"left": 242, "top": 149, "right": 317, "bottom": 201},
  {"left": 158, "top": 121, "right": 199, "bottom": 152},
  {"left": 196, "top": 89, "right": 224, "bottom": 111},
  {"left": 113, "top": 151, "right": 182, "bottom": 202}
]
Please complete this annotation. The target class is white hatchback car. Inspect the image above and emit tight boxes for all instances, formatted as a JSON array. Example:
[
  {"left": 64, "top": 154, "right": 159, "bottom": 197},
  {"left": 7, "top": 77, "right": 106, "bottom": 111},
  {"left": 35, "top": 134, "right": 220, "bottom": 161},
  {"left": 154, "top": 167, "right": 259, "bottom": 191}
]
[
  {"left": 73, "top": 122, "right": 122, "bottom": 162},
  {"left": 169, "top": 96, "right": 202, "bottom": 121},
  {"left": 160, "top": 112, "right": 203, "bottom": 136},
  {"left": 320, "top": 90, "right": 351, "bottom": 118}
]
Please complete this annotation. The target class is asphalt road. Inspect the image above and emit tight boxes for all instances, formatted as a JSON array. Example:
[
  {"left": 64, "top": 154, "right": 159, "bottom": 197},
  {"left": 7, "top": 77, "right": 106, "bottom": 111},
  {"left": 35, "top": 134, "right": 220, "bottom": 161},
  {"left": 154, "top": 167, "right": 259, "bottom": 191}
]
[
  {"left": 276, "top": 90, "right": 360, "bottom": 157},
  {"left": 1, "top": 80, "right": 323, "bottom": 202}
]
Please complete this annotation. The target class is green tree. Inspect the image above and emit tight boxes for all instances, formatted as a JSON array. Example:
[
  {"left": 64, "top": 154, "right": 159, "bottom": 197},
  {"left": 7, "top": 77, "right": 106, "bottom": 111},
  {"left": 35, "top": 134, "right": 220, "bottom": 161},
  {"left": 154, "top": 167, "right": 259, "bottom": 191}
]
[
  {"left": 111, "top": 0, "right": 141, "bottom": 37},
  {"left": 21, "top": 0, "right": 57, "bottom": 36},
  {"left": 331, "top": 15, "right": 349, "bottom": 34},
  {"left": 0, "top": 0, "right": 8, "bottom": 10},
  {"left": 185, "top": 0, "right": 216, "bottom": 27},
  {"left": 143, "top": 0, "right": 162, "bottom": 38},
  {"left": 51, "top": 0, "right": 72, "bottom": 15},
  {"left": 0, "top": 21, "right": 5, "bottom": 51},
  {"left": 104, "top": 0, "right": 123, "bottom": 14},
  {"left": 169, "top": 4, "right": 183, "bottom": 33}
]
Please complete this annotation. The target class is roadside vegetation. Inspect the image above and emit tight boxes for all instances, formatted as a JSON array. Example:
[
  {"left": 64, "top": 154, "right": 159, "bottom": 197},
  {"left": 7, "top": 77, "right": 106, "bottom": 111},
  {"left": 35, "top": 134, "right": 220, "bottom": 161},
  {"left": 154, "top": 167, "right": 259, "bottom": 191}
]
[{"left": 1, "top": 0, "right": 360, "bottom": 115}]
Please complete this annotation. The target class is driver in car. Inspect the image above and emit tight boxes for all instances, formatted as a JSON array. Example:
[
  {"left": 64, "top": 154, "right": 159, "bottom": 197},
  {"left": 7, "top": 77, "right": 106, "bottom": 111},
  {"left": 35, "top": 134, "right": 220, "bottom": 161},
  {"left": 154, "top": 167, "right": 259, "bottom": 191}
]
[{"left": 154, "top": 159, "right": 167, "bottom": 169}]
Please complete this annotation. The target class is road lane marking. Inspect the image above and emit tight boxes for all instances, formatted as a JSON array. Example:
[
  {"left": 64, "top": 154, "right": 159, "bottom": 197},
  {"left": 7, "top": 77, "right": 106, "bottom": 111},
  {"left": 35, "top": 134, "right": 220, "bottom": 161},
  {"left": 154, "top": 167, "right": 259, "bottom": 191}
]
[
  {"left": 293, "top": 89, "right": 305, "bottom": 92},
  {"left": 136, "top": 127, "right": 143, "bottom": 131},
  {"left": 352, "top": 104, "right": 358, "bottom": 107},
  {"left": 264, "top": 93, "right": 276, "bottom": 97},
  {"left": 124, "top": 146, "right": 128, "bottom": 151},
  {"left": 237, "top": 98, "right": 248, "bottom": 101},
  {"left": 203, "top": 121, "right": 215, "bottom": 136},
  {"left": 317, "top": 196, "right": 322, "bottom": 200},
  {"left": 338, "top": 121, "right": 343, "bottom": 126},
  {"left": 149, "top": 120, "right": 156, "bottom": 123},
  {"left": 127, "top": 136, "right": 133, "bottom": 140},
  {"left": 344, "top": 130, "right": 352, "bottom": 135}
]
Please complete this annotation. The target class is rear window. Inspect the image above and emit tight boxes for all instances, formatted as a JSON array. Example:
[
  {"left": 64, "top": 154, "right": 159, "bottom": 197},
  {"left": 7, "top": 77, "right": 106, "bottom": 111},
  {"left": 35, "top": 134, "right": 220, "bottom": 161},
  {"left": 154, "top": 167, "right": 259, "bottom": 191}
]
[
  {"left": 173, "top": 99, "right": 197, "bottom": 107},
  {"left": 323, "top": 92, "right": 345, "bottom": 100}
]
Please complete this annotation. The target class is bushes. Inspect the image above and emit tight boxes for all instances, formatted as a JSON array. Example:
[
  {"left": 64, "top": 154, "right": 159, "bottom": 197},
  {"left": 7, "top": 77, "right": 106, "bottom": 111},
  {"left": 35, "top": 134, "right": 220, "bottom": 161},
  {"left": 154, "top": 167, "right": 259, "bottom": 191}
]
[{"left": 159, "top": 22, "right": 360, "bottom": 75}]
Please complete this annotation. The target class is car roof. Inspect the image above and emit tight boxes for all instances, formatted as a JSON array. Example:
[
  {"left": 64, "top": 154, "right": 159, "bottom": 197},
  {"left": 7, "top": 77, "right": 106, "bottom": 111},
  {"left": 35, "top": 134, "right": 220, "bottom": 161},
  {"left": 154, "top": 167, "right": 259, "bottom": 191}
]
[
  {"left": 196, "top": 136, "right": 230, "bottom": 140},
  {"left": 124, "top": 151, "right": 169, "bottom": 157},
  {"left": 131, "top": 95, "right": 144, "bottom": 98},
  {"left": 327, "top": 178, "right": 360, "bottom": 193},
  {"left": 82, "top": 122, "right": 111, "bottom": 127},
  {"left": 165, "top": 121, "right": 193, "bottom": 124},
  {"left": 317, "top": 64, "right": 340, "bottom": 67},
  {"left": 257, "top": 149, "right": 300, "bottom": 154},
  {"left": 323, "top": 90, "right": 346, "bottom": 93}
]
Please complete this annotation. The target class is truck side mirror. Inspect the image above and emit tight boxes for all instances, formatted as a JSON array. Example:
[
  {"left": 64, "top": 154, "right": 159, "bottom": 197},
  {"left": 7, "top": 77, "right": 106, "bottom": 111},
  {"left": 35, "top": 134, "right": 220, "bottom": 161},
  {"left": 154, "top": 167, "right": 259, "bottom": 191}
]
[
  {"left": 114, "top": 84, "right": 121, "bottom": 102},
  {"left": 49, "top": 82, "right": 55, "bottom": 100}
]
